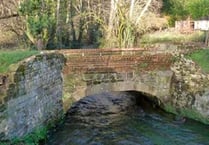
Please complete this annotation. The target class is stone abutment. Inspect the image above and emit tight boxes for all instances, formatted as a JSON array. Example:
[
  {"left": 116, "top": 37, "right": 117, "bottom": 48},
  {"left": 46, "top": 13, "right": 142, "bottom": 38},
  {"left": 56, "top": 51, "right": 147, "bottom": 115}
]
[{"left": 0, "top": 53, "right": 65, "bottom": 140}]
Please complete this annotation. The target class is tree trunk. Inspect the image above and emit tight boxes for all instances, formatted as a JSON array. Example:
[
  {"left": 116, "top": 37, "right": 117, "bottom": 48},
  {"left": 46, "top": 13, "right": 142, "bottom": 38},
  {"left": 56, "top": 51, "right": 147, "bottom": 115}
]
[
  {"left": 107, "top": 0, "right": 118, "bottom": 39},
  {"left": 205, "top": 30, "right": 209, "bottom": 46},
  {"left": 56, "top": 0, "right": 62, "bottom": 48},
  {"left": 77, "top": 0, "right": 84, "bottom": 47},
  {"left": 136, "top": 0, "right": 153, "bottom": 24},
  {"left": 70, "top": 1, "right": 76, "bottom": 42},
  {"left": 78, "top": 19, "right": 84, "bottom": 44},
  {"left": 129, "top": 0, "right": 135, "bottom": 19},
  {"left": 36, "top": 38, "right": 44, "bottom": 50},
  {"left": 25, "top": 15, "right": 36, "bottom": 45}
]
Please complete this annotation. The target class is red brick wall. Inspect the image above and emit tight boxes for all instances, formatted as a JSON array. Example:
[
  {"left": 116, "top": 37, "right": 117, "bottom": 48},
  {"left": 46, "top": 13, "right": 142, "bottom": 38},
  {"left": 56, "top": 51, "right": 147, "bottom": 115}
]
[{"left": 61, "top": 48, "right": 173, "bottom": 74}]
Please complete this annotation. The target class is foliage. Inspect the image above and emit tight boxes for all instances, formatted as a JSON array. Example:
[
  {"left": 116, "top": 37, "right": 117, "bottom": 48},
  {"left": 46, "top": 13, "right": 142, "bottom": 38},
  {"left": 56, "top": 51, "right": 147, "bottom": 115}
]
[
  {"left": 162, "top": 0, "right": 209, "bottom": 26},
  {"left": 10, "top": 127, "right": 47, "bottom": 145},
  {"left": 162, "top": 0, "right": 188, "bottom": 25},
  {"left": 19, "top": 0, "right": 56, "bottom": 49},
  {"left": 110, "top": 2, "right": 137, "bottom": 48},
  {"left": 0, "top": 50, "right": 38, "bottom": 73},
  {"left": 3, "top": 0, "right": 209, "bottom": 49},
  {"left": 187, "top": 0, "right": 209, "bottom": 20},
  {"left": 186, "top": 49, "right": 209, "bottom": 73},
  {"left": 18, "top": 0, "right": 101, "bottom": 49},
  {"left": 16, "top": 0, "right": 164, "bottom": 49},
  {"left": 98, "top": 0, "right": 163, "bottom": 48}
]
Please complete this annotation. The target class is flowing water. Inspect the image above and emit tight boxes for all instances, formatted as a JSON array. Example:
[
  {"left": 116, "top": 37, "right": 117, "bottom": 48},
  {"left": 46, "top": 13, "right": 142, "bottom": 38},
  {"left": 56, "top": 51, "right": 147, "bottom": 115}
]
[{"left": 46, "top": 92, "right": 209, "bottom": 145}]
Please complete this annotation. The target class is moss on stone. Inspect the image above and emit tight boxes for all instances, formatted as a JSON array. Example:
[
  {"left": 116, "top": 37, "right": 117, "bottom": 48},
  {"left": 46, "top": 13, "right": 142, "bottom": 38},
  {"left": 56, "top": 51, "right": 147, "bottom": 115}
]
[
  {"left": 180, "top": 108, "right": 209, "bottom": 125},
  {"left": 63, "top": 74, "right": 77, "bottom": 94},
  {"left": 15, "top": 65, "right": 26, "bottom": 82},
  {"left": 0, "top": 105, "right": 6, "bottom": 112},
  {"left": 63, "top": 95, "right": 76, "bottom": 112},
  {"left": 138, "top": 62, "right": 149, "bottom": 69},
  {"left": 8, "top": 126, "right": 47, "bottom": 145},
  {"left": 4, "top": 111, "right": 65, "bottom": 145},
  {"left": 62, "top": 74, "right": 86, "bottom": 111},
  {"left": 163, "top": 103, "right": 209, "bottom": 125},
  {"left": 163, "top": 103, "right": 178, "bottom": 115},
  {"left": 4, "top": 83, "right": 17, "bottom": 102}
]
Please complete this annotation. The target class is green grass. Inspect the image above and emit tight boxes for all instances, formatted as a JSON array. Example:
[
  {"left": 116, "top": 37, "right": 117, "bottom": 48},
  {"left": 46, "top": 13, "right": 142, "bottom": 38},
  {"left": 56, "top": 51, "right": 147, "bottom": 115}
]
[
  {"left": 140, "top": 30, "right": 205, "bottom": 44},
  {"left": 0, "top": 127, "right": 47, "bottom": 145},
  {"left": 6, "top": 127, "right": 47, "bottom": 145},
  {"left": 186, "top": 49, "right": 209, "bottom": 73},
  {"left": 0, "top": 50, "right": 39, "bottom": 73}
]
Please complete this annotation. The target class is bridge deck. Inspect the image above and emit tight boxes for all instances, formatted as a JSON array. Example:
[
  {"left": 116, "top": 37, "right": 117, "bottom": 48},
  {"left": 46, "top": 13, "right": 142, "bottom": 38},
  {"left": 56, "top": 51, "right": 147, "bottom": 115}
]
[{"left": 60, "top": 48, "right": 173, "bottom": 74}]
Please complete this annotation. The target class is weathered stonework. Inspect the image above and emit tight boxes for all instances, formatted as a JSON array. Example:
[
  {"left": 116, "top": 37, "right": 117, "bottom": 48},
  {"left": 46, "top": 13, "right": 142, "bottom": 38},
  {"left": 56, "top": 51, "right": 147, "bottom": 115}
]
[
  {"left": 0, "top": 53, "right": 65, "bottom": 140},
  {"left": 63, "top": 71, "right": 173, "bottom": 111},
  {"left": 0, "top": 74, "right": 8, "bottom": 102},
  {"left": 165, "top": 55, "right": 209, "bottom": 124}
]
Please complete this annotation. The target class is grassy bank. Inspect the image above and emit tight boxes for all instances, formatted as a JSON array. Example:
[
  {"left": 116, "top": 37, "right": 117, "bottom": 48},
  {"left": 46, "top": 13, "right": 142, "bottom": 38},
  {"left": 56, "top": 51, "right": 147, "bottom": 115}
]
[
  {"left": 0, "top": 50, "right": 39, "bottom": 73},
  {"left": 186, "top": 49, "right": 209, "bottom": 73},
  {"left": 0, "top": 127, "right": 47, "bottom": 145},
  {"left": 140, "top": 30, "right": 205, "bottom": 44}
]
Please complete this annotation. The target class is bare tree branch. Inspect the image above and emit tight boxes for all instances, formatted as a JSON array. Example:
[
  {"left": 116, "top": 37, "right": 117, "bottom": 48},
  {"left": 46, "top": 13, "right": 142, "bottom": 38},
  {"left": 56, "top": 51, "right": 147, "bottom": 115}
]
[{"left": 136, "top": 0, "right": 153, "bottom": 24}]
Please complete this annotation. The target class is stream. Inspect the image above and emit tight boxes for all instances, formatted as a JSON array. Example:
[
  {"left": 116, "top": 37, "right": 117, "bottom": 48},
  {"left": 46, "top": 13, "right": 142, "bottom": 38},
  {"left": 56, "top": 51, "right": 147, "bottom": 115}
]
[{"left": 46, "top": 92, "right": 209, "bottom": 145}]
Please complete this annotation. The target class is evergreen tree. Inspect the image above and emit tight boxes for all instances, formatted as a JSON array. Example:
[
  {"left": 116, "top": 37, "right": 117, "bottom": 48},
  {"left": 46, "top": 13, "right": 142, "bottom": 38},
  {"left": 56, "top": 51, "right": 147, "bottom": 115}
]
[{"left": 19, "top": 0, "right": 56, "bottom": 50}]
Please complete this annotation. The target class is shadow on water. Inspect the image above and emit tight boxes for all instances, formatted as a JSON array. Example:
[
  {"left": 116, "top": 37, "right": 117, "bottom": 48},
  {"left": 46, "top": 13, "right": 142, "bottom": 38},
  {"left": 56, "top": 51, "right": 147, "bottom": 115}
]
[{"left": 46, "top": 91, "right": 209, "bottom": 145}]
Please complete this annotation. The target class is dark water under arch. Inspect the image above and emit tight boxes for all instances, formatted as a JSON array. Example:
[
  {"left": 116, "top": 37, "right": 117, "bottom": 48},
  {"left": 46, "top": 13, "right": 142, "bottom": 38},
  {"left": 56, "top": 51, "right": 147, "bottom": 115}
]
[{"left": 46, "top": 91, "right": 209, "bottom": 145}]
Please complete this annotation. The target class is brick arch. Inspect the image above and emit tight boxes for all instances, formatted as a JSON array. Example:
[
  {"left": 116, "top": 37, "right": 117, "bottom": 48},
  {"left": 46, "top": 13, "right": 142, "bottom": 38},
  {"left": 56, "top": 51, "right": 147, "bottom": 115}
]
[{"left": 61, "top": 48, "right": 173, "bottom": 111}]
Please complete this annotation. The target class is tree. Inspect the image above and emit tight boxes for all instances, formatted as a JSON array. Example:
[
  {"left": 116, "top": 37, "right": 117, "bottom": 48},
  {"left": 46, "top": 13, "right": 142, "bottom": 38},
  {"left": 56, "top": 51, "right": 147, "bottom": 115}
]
[
  {"left": 19, "top": 0, "right": 56, "bottom": 50},
  {"left": 162, "top": 0, "right": 188, "bottom": 26},
  {"left": 187, "top": 0, "right": 209, "bottom": 20},
  {"left": 187, "top": 0, "right": 209, "bottom": 46},
  {"left": 55, "top": 0, "right": 61, "bottom": 48},
  {"left": 69, "top": 0, "right": 86, "bottom": 48},
  {"left": 16, "top": 0, "right": 163, "bottom": 49},
  {"left": 107, "top": 0, "right": 118, "bottom": 41},
  {"left": 101, "top": 0, "right": 163, "bottom": 48},
  {"left": 162, "top": 0, "right": 209, "bottom": 45}
]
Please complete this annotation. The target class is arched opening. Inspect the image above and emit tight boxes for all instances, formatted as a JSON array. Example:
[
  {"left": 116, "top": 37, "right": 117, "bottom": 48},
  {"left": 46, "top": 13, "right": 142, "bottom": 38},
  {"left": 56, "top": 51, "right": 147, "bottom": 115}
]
[
  {"left": 126, "top": 91, "right": 161, "bottom": 111},
  {"left": 65, "top": 91, "right": 161, "bottom": 120},
  {"left": 62, "top": 91, "right": 163, "bottom": 126}
]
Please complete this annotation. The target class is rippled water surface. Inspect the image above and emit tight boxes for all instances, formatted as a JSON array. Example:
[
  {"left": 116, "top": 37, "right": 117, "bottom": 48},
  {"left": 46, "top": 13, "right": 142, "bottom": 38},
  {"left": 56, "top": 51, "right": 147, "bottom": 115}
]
[{"left": 47, "top": 93, "right": 209, "bottom": 145}]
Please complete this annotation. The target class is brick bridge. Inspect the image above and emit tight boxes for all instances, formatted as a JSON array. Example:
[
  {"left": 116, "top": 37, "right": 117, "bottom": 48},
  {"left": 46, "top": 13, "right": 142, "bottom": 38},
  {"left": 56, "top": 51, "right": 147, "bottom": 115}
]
[
  {"left": 0, "top": 48, "right": 173, "bottom": 98},
  {"left": 60, "top": 48, "right": 174, "bottom": 110},
  {"left": 0, "top": 48, "right": 175, "bottom": 140}
]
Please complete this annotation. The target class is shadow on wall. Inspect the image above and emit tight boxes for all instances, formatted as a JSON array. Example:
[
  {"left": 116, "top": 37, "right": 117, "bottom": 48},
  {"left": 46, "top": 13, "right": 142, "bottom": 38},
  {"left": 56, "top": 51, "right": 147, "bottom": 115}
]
[{"left": 126, "top": 91, "right": 161, "bottom": 111}]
